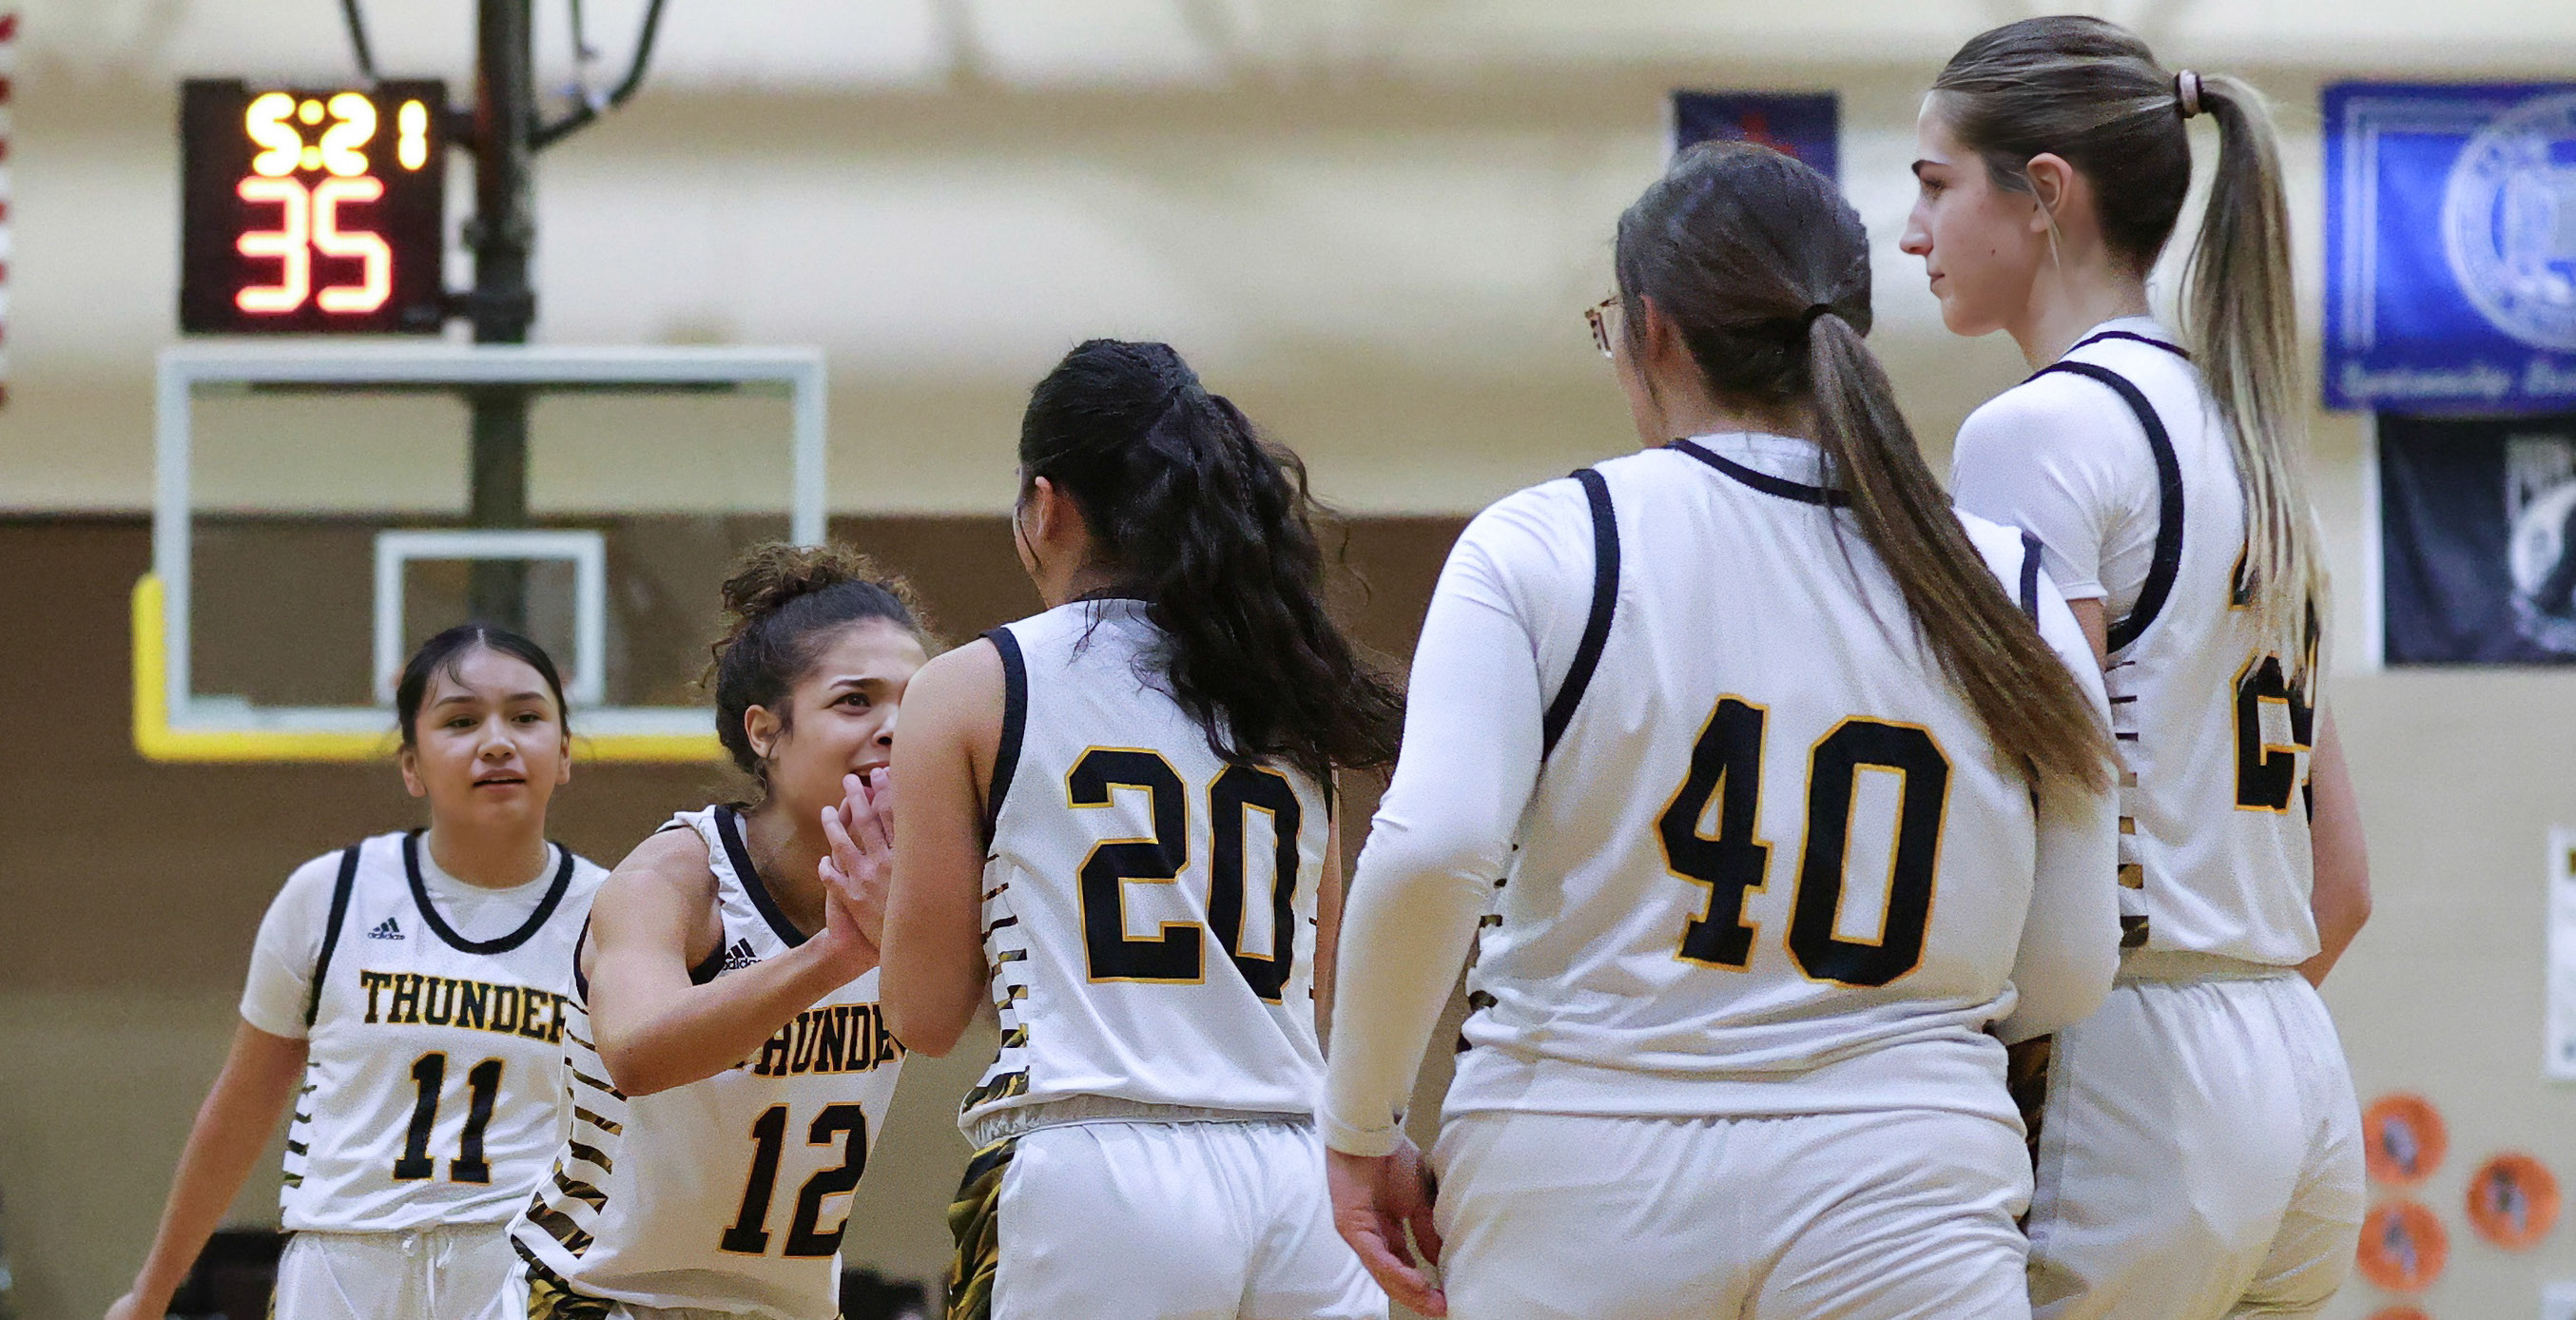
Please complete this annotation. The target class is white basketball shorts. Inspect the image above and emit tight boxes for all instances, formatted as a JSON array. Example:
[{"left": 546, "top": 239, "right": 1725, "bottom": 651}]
[
  {"left": 948, "top": 1116, "right": 1385, "bottom": 1320},
  {"left": 274, "top": 1223, "right": 515, "bottom": 1320},
  {"left": 1430, "top": 1107, "right": 2033, "bottom": 1320},
  {"left": 2024, "top": 953, "right": 2366, "bottom": 1320}
]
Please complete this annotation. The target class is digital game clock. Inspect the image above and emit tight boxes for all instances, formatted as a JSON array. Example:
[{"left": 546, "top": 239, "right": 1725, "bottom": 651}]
[{"left": 179, "top": 79, "right": 448, "bottom": 334}]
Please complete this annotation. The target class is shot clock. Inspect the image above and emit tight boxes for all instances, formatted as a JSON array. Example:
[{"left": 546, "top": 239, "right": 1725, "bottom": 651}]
[{"left": 180, "top": 79, "right": 448, "bottom": 334}]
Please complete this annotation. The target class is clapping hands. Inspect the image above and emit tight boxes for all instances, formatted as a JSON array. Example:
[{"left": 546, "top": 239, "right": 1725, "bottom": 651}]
[{"left": 818, "top": 768, "right": 895, "bottom": 972}]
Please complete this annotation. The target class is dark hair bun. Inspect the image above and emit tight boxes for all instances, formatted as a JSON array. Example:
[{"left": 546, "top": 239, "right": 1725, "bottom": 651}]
[
  {"left": 707, "top": 541, "right": 934, "bottom": 790},
  {"left": 716, "top": 542, "right": 927, "bottom": 653}
]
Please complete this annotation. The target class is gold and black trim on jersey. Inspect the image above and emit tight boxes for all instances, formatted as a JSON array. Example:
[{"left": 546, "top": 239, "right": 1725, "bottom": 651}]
[
  {"left": 281, "top": 1077, "right": 320, "bottom": 1189},
  {"left": 358, "top": 969, "right": 571, "bottom": 1042},
  {"left": 514, "top": 1237, "right": 615, "bottom": 1319},
  {"left": 945, "top": 1136, "right": 1018, "bottom": 1320},
  {"left": 959, "top": 1067, "right": 1029, "bottom": 1114},
  {"left": 522, "top": 1179, "right": 598, "bottom": 1258}
]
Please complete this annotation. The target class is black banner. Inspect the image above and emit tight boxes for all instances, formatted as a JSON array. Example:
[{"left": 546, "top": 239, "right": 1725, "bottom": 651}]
[{"left": 2382, "top": 412, "right": 2576, "bottom": 663}]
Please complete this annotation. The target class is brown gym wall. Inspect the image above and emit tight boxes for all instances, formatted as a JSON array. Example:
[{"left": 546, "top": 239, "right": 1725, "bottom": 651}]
[{"left": 0, "top": 514, "right": 1463, "bottom": 1316}]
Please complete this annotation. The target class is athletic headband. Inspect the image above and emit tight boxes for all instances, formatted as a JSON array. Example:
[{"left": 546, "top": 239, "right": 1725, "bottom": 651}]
[{"left": 2176, "top": 70, "right": 2204, "bottom": 120}]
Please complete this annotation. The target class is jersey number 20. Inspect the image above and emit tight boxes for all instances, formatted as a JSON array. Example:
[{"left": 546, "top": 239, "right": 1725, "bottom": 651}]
[
  {"left": 1659, "top": 699, "right": 1949, "bottom": 987},
  {"left": 1069, "top": 749, "right": 1303, "bottom": 1001}
]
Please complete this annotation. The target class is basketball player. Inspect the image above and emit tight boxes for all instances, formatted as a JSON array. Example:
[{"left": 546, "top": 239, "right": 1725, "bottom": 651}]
[
  {"left": 1901, "top": 18, "right": 2371, "bottom": 1317},
  {"left": 106, "top": 628, "right": 610, "bottom": 1320},
  {"left": 1323, "top": 141, "right": 2123, "bottom": 1319},
  {"left": 870, "top": 339, "right": 1405, "bottom": 1319},
  {"left": 498, "top": 544, "right": 926, "bottom": 1320}
]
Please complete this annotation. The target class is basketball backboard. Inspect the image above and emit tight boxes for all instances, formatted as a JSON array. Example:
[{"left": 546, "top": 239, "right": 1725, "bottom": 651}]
[{"left": 137, "top": 342, "right": 826, "bottom": 763}]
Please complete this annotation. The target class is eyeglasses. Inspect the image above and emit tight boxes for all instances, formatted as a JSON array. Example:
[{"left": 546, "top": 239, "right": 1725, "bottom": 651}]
[{"left": 1585, "top": 296, "right": 1619, "bottom": 359}]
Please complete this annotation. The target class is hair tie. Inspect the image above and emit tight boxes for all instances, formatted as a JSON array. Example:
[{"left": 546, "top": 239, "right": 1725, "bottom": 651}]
[
  {"left": 2176, "top": 69, "right": 2204, "bottom": 120},
  {"left": 1800, "top": 303, "right": 1835, "bottom": 331}
]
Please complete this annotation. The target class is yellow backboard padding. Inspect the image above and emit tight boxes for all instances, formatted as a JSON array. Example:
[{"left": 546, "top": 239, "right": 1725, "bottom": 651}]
[{"left": 131, "top": 574, "right": 724, "bottom": 765}]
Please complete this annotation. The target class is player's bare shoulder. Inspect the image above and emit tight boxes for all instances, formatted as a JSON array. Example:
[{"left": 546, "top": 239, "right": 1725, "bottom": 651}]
[
  {"left": 911, "top": 634, "right": 1005, "bottom": 713},
  {"left": 906, "top": 634, "right": 1008, "bottom": 772},
  {"left": 613, "top": 824, "right": 717, "bottom": 892},
  {"left": 587, "top": 824, "right": 724, "bottom": 964}
]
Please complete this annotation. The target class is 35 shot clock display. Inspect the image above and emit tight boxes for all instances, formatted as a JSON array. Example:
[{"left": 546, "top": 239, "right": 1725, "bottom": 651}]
[{"left": 180, "top": 79, "right": 448, "bottom": 334}]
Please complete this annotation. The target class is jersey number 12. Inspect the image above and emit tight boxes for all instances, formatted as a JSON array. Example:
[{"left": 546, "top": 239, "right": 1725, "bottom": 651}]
[{"left": 719, "top": 1103, "right": 868, "bottom": 1258}]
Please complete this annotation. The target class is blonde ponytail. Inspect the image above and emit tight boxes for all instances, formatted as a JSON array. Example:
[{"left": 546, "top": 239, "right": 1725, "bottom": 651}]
[
  {"left": 1934, "top": 17, "right": 2325, "bottom": 680},
  {"left": 2185, "top": 74, "right": 2327, "bottom": 678}
]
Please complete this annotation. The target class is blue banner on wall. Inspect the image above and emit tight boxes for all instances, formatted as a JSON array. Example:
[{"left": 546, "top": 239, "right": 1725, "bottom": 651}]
[
  {"left": 2326, "top": 83, "right": 2576, "bottom": 413},
  {"left": 1672, "top": 92, "right": 1837, "bottom": 182},
  {"left": 2382, "top": 412, "right": 2576, "bottom": 663}
]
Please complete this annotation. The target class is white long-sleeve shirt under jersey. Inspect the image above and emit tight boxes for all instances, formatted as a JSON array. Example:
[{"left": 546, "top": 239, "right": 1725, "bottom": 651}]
[{"left": 1321, "top": 434, "right": 2120, "bottom": 1157}]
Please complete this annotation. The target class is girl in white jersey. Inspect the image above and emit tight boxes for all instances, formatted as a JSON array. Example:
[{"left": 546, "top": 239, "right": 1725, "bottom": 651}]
[
  {"left": 1323, "top": 141, "right": 2124, "bottom": 1320},
  {"left": 1901, "top": 17, "right": 2373, "bottom": 1318},
  {"left": 107, "top": 627, "right": 609, "bottom": 1320},
  {"left": 500, "top": 545, "right": 926, "bottom": 1320},
  {"left": 873, "top": 340, "right": 1406, "bottom": 1320}
]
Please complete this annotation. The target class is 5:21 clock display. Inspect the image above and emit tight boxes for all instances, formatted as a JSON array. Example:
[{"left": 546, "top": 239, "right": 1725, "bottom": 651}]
[{"left": 180, "top": 79, "right": 448, "bottom": 335}]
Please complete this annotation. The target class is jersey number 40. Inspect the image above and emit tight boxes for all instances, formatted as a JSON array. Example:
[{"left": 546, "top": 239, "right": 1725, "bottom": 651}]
[
  {"left": 1068, "top": 748, "right": 1304, "bottom": 1002},
  {"left": 1659, "top": 698, "right": 1950, "bottom": 988}
]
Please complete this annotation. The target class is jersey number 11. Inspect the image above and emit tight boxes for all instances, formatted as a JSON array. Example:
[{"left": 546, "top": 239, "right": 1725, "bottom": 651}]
[{"left": 391, "top": 1052, "right": 502, "bottom": 1183}]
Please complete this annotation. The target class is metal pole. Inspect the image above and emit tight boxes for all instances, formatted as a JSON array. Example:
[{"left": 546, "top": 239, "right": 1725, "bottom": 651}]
[{"left": 467, "top": 0, "right": 535, "bottom": 629}]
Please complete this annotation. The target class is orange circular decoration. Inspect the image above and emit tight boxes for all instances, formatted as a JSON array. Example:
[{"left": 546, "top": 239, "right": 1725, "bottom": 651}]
[
  {"left": 2367, "top": 1309, "right": 2432, "bottom": 1320},
  {"left": 2362, "top": 1094, "right": 2449, "bottom": 1187},
  {"left": 2356, "top": 1200, "right": 2449, "bottom": 1292},
  {"left": 2466, "top": 1153, "right": 2561, "bottom": 1250}
]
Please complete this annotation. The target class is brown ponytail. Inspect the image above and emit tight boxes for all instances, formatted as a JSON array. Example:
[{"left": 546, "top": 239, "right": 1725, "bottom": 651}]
[
  {"left": 1932, "top": 17, "right": 2324, "bottom": 679},
  {"left": 1617, "top": 141, "right": 2112, "bottom": 791}
]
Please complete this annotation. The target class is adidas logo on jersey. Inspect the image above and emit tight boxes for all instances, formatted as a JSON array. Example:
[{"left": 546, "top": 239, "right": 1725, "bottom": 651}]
[
  {"left": 722, "top": 938, "right": 760, "bottom": 971},
  {"left": 367, "top": 917, "right": 404, "bottom": 941}
]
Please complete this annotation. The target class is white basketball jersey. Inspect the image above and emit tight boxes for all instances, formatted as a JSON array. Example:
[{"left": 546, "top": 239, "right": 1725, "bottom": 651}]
[
  {"left": 509, "top": 806, "right": 905, "bottom": 1320},
  {"left": 1449, "top": 438, "right": 2099, "bottom": 1123},
  {"left": 1997, "top": 329, "right": 2320, "bottom": 965},
  {"left": 963, "top": 599, "right": 1330, "bottom": 1139},
  {"left": 281, "top": 831, "right": 604, "bottom": 1233}
]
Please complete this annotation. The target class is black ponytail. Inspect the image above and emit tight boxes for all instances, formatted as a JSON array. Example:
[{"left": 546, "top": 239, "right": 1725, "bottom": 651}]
[{"left": 1018, "top": 340, "right": 1404, "bottom": 786}]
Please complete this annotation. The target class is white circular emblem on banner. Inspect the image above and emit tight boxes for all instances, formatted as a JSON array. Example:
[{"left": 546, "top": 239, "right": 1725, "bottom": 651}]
[{"left": 2445, "top": 90, "right": 2576, "bottom": 351}]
